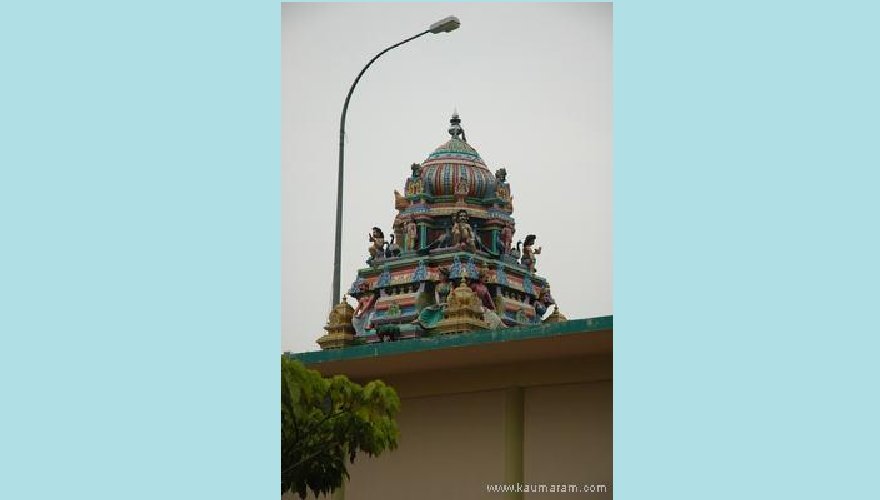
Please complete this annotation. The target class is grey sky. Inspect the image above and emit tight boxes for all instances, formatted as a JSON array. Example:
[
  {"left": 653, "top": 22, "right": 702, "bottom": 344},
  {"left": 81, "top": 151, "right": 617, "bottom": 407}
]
[{"left": 282, "top": 2, "right": 612, "bottom": 353}]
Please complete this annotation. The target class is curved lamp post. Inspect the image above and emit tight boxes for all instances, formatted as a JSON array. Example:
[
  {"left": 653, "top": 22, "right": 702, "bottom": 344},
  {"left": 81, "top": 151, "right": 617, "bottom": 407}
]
[{"left": 331, "top": 16, "right": 461, "bottom": 306}]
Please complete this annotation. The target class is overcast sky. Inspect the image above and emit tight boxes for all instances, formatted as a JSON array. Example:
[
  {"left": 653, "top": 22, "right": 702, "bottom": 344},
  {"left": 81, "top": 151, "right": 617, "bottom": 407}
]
[{"left": 282, "top": 2, "right": 612, "bottom": 353}]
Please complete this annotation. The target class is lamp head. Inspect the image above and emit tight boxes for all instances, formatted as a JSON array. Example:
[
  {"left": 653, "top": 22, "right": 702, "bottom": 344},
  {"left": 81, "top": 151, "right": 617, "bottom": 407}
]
[{"left": 429, "top": 16, "right": 460, "bottom": 34}]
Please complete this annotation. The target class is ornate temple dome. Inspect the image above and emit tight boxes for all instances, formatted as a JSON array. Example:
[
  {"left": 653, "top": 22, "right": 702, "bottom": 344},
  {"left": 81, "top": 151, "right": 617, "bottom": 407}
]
[
  {"left": 420, "top": 113, "right": 497, "bottom": 199},
  {"left": 317, "top": 111, "right": 560, "bottom": 351}
]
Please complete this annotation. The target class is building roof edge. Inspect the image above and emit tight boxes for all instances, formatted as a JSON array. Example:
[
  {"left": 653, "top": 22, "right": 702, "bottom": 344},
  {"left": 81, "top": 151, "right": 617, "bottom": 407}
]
[{"left": 286, "top": 315, "right": 613, "bottom": 366}]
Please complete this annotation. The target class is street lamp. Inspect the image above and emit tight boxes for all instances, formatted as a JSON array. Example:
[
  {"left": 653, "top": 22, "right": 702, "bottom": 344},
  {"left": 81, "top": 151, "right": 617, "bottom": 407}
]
[{"left": 331, "top": 16, "right": 461, "bottom": 306}]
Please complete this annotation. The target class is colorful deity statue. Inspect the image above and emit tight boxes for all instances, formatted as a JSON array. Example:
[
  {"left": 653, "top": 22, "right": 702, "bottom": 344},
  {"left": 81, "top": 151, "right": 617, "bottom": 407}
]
[
  {"left": 470, "top": 271, "right": 505, "bottom": 329},
  {"left": 534, "top": 285, "right": 555, "bottom": 319},
  {"left": 500, "top": 225, "right": 514, "bottom": 255},
  {"left": 404, "top": 163, "right": 424, "bottom": 197},
  {"left": 405, "top": 219, "right": 418, "bottom": 252},
  {"left": 352, "top": 282, "right": 378, "bottom": 336},
  {"left": 469, "top": 273, "right": 496, "bottom": 311},
  {"left": 436, "top": 268, "right": 452, "bottom": 304},
  {"left": 368, "top": 227, "right": 385, "bottom": 261},
  {"left": 494, "top": 168, "right": 511, "bottom": 205},
  {"left": 454, "top": 175, "right": 469, "bottom": 205},
  {"left": 385, "top": 234, "right": 400, "bottom": 258},
  {"left": 510, "top": 240, "right": 522, "bottom": 261},
  {"left": 451, "top": 210, "right": 477, "bottom": 252},
  {"left": 521, "top": 234, "right": 541, "bottom": 273}
]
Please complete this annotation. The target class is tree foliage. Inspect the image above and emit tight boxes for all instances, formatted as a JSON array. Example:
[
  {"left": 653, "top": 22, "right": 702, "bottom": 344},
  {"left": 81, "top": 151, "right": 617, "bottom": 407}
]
[{"left": 281, "top": 357, "right": 400, "bottom": 498}]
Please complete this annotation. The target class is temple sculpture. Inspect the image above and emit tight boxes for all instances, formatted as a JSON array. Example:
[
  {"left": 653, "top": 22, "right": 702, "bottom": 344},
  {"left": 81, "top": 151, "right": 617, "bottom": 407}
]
[{"left": 317, "top": 113, "right": 567, "bottom": 349}]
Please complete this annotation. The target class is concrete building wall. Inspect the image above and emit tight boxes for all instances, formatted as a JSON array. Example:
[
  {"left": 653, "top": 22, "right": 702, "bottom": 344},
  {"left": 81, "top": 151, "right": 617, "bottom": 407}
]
[
  {"left": 524, "top": 381, "right": 613, "bottom": 498},
  {"left": 342, "top": 354, "right": 612, "bottom": 499},
  {"left": 347, "top": 390, "right": 507, "bottom": 500}
]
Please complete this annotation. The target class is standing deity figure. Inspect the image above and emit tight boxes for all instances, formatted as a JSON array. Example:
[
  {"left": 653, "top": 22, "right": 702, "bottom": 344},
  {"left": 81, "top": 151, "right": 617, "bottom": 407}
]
[
  {"left": 352, "top": 282, "right": 378, "bottom": 336},
  {"left": 500, "top": 225, "right": 514, "bottom": 255},
  {"left": 521, "top": 234, "right": 542, "bottom": 273},
  {"left": 451, "top": 210, "right": 477, "bottom": 253},
  {"left": 405, "top": 219, "right": 418, "bottom": 252},
  {"left": 455, "top": 178, "right": 470, "bottom": 196},
  {"left": 368, "top": 227, "right": 385, "bottom": 261},
  {"left": 454, "top": 175, "right": 470, "bottom": 205}
]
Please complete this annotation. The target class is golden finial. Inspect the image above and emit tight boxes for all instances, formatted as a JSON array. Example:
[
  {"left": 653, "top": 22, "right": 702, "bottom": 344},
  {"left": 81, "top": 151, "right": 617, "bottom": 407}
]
[{"left": 543, "top": 304, "right": 568, "bottom": 324}]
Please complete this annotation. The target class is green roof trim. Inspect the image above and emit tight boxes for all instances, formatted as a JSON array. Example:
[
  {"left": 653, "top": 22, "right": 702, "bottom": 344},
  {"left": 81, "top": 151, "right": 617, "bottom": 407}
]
[
  {"left": 427, "top": 137, "right": 483, "bottom": 160},
  {"left": 286, "top": 315, "right": 612, "bottom": 365},
  {"left": 427, "top": 150, "right": 482, "bottom": 159}
]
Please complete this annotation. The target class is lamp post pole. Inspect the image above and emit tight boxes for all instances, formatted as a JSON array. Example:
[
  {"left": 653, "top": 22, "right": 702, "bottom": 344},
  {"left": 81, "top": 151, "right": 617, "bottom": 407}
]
[{"left": 331, "top": 16, "right": 460, "bottom": 306}]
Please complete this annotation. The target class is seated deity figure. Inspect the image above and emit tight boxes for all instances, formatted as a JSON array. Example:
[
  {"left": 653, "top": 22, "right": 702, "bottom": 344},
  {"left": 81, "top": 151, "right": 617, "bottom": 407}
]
[
  {"left": 436, "top": 268, "right": 452, "bottom": 304},
  {"left": 451, "top": 210, "right": 477, "bottom": 253},
  {"left": 368, "top": 227, "right": 385, "bottom": 261},
  {"left": 351, "top": 283, "right": 378, "bottom": 336},
  {"left": 470, "top": 272, "right": 505, "bottom": 329},
  {"left": 468, "top": 274, "right": 496, "bottom": 311},
  {"left": 534, "top": 285, "right": 555, "bottom": 319},
  {"left": 521, "top": 234, "right": 542, "bottom": 273}
]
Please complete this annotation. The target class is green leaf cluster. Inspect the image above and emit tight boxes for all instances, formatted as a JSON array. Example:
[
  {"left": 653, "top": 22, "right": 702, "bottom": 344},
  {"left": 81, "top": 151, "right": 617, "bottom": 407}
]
[{"left": 281, "top": 358, "right": 400, "bottom": 498}]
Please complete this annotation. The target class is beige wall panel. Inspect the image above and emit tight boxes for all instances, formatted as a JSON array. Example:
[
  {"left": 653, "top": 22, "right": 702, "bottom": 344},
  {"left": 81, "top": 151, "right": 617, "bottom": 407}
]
[
  {"left": 524, "top": 382, "right": 612, "bottom": 498},
  {"left": 346, "top": 390, "right": 507, "bottom": 500}
]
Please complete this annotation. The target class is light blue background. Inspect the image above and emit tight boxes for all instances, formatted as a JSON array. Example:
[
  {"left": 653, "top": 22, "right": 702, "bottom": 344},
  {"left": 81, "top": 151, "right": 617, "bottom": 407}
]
[
  {"left": 1, "top": 1, "right": 279, "bottom": 499},
  {"left": 615, "top": 1, "right": 880, "bottom": 498},
  {"left": 2, "top": 1, "right": 878, "bottom": 499}
]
